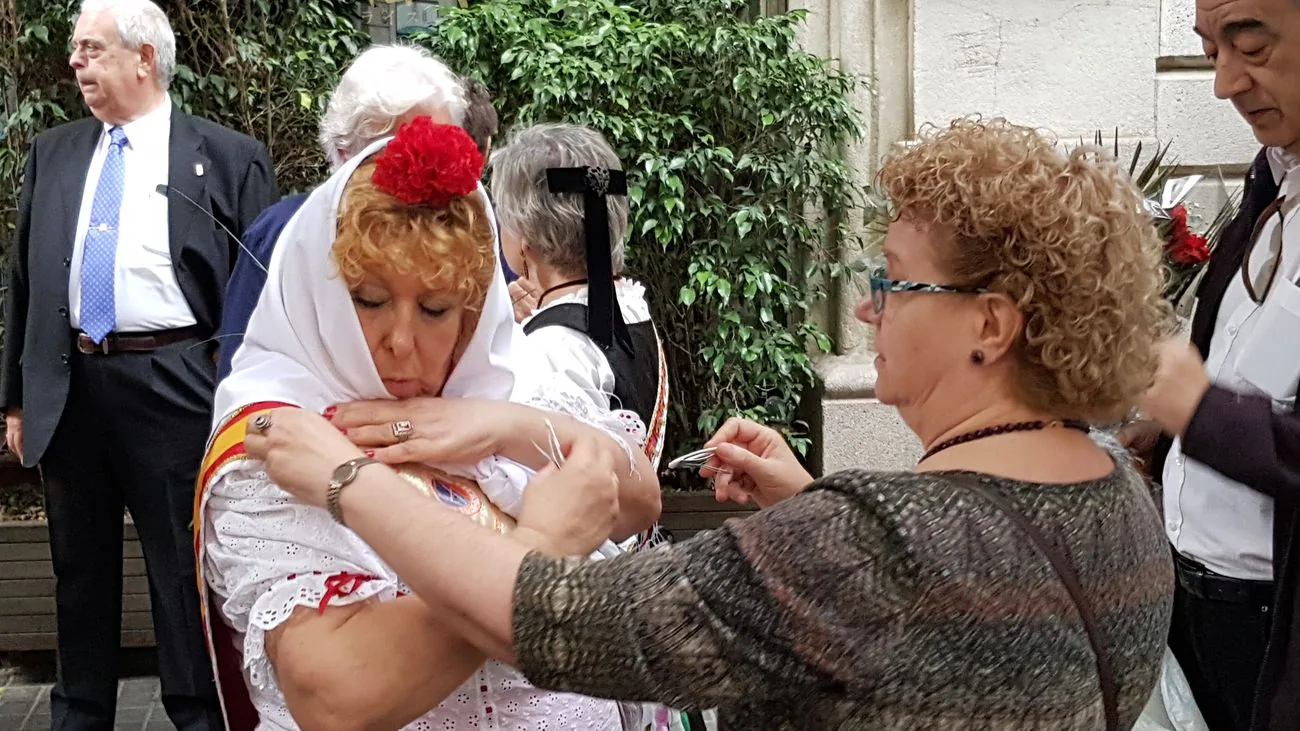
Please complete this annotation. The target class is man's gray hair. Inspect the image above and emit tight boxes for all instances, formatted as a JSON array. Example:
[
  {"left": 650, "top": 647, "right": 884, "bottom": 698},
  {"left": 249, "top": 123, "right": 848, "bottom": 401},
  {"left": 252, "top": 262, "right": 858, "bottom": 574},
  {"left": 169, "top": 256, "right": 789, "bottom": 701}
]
[
  {"left": 490, "top": 123, "right": 628, "bottom": 277},
  {"left": 318, "top": 44, "right": 467, "bottom": 170},
  {"left": 77, "top": 0, "right": 176, "bottom": 89}
]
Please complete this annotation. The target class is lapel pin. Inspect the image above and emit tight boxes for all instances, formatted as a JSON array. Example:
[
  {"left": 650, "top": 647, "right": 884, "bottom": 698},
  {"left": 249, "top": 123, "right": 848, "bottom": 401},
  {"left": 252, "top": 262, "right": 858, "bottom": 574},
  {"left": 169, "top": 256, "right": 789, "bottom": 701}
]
[{"left": 194, "top": 163, "right": 205, "bottom": 177}]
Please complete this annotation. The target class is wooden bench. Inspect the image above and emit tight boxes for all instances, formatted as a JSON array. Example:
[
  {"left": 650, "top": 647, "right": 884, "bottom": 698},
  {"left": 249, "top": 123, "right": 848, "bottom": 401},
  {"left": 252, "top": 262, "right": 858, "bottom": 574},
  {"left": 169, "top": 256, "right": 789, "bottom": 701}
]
[
  {"left": 659, "top": 491, "right": 756, "bottom": 541},
  {"left": 0, "top": 492, "right": 750, "bottom": 652},
  {"left": 0, "top": 520, "right": 154, "bottom": 651}
]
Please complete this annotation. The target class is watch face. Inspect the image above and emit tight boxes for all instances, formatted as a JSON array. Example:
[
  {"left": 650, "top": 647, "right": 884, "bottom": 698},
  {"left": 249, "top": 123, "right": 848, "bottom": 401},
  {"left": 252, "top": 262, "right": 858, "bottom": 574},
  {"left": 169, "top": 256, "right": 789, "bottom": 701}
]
[{"left": 331, "top": 460, "right": 359, "bottom": 485}]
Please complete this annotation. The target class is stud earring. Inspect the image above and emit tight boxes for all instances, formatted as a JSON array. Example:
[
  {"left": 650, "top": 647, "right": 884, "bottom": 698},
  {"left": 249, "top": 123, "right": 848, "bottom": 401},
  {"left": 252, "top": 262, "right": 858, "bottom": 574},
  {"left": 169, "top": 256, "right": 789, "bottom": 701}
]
[{"left": 970, "top": 350, "right": 985, "bottom": 365}]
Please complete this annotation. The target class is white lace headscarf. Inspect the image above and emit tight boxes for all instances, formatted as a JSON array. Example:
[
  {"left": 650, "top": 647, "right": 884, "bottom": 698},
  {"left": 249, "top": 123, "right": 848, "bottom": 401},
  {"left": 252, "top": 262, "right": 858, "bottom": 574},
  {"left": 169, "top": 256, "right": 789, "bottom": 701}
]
[{"left": 212, "top": 135, "right": 537, "bottom": 515}]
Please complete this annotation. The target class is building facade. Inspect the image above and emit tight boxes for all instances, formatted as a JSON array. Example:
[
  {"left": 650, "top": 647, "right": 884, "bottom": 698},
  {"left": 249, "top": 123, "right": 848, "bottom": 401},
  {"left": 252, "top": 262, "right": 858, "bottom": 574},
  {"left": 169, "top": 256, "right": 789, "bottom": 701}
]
[{"left": 804, "top": 0, "right": 1260, "bottom": 473}]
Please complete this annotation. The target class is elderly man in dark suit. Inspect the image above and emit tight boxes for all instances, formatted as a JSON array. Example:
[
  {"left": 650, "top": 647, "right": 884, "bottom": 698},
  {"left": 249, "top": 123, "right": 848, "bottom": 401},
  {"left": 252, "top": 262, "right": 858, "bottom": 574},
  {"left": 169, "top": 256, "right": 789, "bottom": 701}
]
[
  {"left": 1, "top": 1, "right": 276, "bottom": 728},
  {"left": 1126, "top": 0, "right": 1300, "bottom": 729}
]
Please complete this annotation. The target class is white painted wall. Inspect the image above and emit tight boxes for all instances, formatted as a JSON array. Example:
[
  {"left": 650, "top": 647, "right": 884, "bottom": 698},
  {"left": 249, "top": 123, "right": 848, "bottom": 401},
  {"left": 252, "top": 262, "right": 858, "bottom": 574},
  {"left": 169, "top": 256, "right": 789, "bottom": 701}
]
[
  {"left": 811, "top": 0, "right": 1262, "bottom": 475},
  {"left": 913, "top": 0, "right": 1161, "bottom": 140}
]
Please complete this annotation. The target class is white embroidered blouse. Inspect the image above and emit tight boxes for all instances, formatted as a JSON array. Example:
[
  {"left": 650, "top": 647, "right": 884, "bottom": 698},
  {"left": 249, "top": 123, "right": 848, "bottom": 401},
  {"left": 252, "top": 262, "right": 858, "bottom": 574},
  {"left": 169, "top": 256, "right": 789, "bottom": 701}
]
[
  {"left": 201, "top": 385, "right": 635, "bottom": 731},
  {"left": 203, "top": 462, "right": 623, "bottom": 731},
  {"left": 521, "top": 279, "right": 654, "bottom": 455}
]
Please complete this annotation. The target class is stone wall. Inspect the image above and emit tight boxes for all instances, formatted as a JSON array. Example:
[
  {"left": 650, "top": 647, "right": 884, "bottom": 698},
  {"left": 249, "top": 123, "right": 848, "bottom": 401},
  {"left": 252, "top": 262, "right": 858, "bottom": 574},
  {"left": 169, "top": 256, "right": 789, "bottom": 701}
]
[{"left": 806, "top": 0, "right": 1259, "bottom": 475}]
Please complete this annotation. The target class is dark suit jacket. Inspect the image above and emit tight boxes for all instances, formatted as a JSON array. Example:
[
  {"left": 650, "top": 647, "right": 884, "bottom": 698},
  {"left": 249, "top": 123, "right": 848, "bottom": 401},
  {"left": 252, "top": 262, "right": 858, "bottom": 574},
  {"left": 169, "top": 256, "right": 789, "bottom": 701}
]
[
  {"left": 1, "top": 107, "right": 278, "bottom": 466},
  {"left": 1153, "top": 147, "right": 1300, "bottom": 730},
  {"left": 215, "top": 193, "right": 307, "bottom": 380}
]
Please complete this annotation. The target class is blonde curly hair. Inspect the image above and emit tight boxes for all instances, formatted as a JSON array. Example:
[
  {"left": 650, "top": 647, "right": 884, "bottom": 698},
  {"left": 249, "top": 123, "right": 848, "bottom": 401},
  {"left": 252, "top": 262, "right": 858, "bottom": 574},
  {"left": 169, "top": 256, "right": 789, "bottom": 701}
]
[
  {"left": 876, "top": 118, "right": 1173, "bottom": 421},
  {"left": 333, "top": 159, "right": 496, "bottom": 351}
]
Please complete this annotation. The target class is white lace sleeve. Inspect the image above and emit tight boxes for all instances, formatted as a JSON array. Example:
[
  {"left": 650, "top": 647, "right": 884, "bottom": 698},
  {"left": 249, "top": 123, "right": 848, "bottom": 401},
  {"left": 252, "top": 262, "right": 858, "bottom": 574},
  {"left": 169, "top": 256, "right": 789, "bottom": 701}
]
[
  {"left": 513, "top": 324, "right": 649, "bottom": 453},
  {"left": 202, "top": 461, "right": 404, "bottom": 693},
  {"left": 517, "top": 372, "right": 645, "bottom": 468}
]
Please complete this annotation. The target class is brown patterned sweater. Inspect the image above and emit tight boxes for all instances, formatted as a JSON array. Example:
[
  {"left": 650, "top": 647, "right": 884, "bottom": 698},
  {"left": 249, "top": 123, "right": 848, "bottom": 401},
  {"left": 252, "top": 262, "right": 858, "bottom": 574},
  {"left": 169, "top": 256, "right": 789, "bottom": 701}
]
[{"left": 513, "top": 464, "right": 1174, "bottom": 729}]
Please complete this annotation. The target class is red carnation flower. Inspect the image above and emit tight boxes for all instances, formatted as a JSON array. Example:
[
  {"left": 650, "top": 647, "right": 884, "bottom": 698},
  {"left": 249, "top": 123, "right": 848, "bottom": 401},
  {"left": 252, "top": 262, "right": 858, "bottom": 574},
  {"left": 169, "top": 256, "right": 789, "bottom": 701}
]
[
  {"left": 1170, "top": 203, "right": 1189, "bottom": 227},
  {"left": 1163, "top": 203, "right": 1211, "bottom": 264},
  {"left": 1170, "top": 231, "right": 1211, "bottom": 264},
  {"left": 372, "top": 117, "right": 484, "bottom": 208}
]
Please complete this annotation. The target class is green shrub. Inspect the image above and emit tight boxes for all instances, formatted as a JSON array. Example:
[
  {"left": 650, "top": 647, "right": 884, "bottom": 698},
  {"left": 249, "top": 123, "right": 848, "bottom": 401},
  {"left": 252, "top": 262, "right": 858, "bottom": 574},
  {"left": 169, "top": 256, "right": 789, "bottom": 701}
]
[{"left": 417, "top": 0, "right": 868, "bottom": 458}]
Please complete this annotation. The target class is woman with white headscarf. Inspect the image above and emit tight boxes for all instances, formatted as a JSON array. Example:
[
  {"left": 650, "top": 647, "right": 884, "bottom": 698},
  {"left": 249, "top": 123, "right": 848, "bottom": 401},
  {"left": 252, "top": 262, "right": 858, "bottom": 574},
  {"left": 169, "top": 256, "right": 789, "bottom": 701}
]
[{"left": 195, "top": 119, "right": 658, "bottom": 731}]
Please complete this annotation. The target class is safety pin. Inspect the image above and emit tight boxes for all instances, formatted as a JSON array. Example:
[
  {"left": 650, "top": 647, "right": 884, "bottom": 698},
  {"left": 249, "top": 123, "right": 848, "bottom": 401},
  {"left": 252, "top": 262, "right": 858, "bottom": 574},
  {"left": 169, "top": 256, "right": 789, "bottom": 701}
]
[{"left": 666, "top": 447, "right": 718, "bottom": 470}]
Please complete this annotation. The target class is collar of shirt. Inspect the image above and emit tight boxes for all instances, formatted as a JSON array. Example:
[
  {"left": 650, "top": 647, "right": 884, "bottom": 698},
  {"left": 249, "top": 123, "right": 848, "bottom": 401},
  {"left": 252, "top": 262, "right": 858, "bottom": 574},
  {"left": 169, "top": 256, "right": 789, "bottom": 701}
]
[
  {"left": 526, "top": 278, "right": 653, "bottom": 325},
  {"left": 1267, "top": 146, "right": 1298, "bottom": 186},
  {"left": 103, "top": 96, "right": 172, "bottom": 152}
]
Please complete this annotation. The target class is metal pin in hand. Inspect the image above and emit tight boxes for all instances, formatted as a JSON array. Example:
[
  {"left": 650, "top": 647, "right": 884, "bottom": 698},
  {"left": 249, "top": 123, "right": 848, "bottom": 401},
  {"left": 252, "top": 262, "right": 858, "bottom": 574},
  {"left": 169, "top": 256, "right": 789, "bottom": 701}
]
[{"left": 666, "top": 446, "right": 718, "bottom": 471}]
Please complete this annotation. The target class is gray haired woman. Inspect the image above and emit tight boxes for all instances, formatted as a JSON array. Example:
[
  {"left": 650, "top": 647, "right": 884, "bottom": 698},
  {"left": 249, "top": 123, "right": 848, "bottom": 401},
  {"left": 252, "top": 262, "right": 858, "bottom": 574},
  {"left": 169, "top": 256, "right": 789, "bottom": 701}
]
[{"left": 494, "top": 123, "right": 671, "bottom": 474}]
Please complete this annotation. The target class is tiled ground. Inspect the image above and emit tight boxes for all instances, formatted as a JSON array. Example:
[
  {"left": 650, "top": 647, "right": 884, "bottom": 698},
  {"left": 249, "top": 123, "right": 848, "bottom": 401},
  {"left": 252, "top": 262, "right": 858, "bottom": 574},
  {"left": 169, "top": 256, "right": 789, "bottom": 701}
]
[{"left": 0, "top": 676, "right": 171, "bottom": 731}]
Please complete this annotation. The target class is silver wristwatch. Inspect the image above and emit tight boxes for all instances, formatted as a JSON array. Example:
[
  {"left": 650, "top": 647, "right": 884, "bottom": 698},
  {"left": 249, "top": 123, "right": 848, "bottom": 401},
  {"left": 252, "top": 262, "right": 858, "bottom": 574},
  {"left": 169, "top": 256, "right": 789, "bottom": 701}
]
[{"left": 326, "top": 456, "right": 380, "bottom": 526}]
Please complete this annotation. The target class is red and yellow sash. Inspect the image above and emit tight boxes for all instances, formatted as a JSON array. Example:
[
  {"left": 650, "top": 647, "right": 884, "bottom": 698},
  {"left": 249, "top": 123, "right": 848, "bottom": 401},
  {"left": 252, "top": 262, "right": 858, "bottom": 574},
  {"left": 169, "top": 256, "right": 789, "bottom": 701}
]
[
  {"left": 193, "top": 400, "right": 294, "bottom": 731},
  {"left": 644, "top": 329, "right": 671, "bottom": 469}
]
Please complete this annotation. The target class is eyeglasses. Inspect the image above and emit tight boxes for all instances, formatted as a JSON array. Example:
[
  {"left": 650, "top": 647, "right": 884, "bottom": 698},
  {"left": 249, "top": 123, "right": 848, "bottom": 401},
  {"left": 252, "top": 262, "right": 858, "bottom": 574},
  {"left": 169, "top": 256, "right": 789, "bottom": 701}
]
[
  {"left": 868, "top": 265, "right": 990, "bottom": 314},
  {"left": 1241, "top": 195, "right": 1289, "bottom": 305}
]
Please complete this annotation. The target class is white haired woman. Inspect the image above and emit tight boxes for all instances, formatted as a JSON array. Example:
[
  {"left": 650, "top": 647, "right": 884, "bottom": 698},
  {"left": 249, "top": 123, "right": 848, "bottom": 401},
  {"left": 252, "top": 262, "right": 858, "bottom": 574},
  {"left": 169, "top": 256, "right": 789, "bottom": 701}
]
[{"left": 217, "top": 43, "right": 468, "bottom": 379}]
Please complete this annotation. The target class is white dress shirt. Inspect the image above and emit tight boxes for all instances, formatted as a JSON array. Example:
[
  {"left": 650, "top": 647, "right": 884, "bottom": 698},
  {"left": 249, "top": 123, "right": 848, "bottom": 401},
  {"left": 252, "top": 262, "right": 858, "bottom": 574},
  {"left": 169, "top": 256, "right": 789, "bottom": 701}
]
[
  {"left": 68, "top": 97, "right": 196, "bottom": 332},
  {"left": 1163, "top": 147, "right": 1300, "bottom": 580}
]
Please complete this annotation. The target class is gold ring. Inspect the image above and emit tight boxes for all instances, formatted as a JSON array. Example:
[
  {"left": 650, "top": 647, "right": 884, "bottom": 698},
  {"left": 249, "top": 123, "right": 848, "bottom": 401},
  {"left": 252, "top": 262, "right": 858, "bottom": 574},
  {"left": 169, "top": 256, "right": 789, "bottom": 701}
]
[{"left": 391, "top": 420, "right": 414, "bottom": 443}]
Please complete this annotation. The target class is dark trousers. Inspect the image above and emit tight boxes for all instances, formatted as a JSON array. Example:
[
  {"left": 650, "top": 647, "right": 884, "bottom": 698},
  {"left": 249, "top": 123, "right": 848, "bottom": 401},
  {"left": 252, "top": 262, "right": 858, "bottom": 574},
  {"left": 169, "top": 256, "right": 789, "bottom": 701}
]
[
  {"left": 1168, "top": 554, "right": 1274, "bottom": 731},
  {"left": 40, "top": 342, "right": 222, "bottom": 731}
]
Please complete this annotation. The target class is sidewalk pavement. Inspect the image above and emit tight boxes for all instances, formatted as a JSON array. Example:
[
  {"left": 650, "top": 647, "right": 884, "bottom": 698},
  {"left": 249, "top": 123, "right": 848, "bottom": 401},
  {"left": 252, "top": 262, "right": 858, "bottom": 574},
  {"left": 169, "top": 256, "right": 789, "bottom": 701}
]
[{"left": 0, "top": 675, "right": 171, "bottom": 731}]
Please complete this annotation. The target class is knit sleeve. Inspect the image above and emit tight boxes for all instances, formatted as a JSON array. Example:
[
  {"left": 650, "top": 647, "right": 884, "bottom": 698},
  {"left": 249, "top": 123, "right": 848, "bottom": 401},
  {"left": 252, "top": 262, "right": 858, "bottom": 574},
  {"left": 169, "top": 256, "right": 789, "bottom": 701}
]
[{"left": 511, "top": 480, "right": 915, "bottom": 713}]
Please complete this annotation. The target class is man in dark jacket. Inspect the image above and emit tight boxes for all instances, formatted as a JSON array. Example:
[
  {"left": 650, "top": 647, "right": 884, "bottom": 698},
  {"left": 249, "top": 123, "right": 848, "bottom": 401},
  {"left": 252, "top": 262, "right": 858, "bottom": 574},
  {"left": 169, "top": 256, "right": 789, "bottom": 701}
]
[
  {"left": 1, "top": 2, "right": 276, "bottom": 728},
  {"left": 1135, "top": 0, "right": 1300, "bottom": 728}
]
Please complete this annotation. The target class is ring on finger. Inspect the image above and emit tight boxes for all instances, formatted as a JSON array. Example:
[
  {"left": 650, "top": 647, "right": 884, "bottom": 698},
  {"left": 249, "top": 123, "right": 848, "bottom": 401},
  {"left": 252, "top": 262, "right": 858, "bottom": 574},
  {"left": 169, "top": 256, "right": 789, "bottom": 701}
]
[
  {"left": 391, "top": 420, "right": 414, "bottom": 443},
  {"left": 251, "top": 413, "right": 272, "bottom": 432}
]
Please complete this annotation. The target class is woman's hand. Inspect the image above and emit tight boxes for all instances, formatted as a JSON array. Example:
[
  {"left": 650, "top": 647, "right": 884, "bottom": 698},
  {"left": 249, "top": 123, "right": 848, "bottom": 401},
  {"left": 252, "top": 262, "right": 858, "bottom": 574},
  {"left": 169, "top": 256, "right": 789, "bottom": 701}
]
[
  {"left": 703, "top": 417, "right": 813, "bottom": 509},
  {"left": 1140, "top": 339, "right": 1212, "bottom": 439},
  {"left": 329, "top": 398, "right": 509, "bottom": 466},
  {"left": 244, "top": 407, "right": 365, "bottom": 508},
  {"left": 1117, "top": 418, "right": 1162, "bottom": 475},
  {"left": 508, "top": 279, "right": 540, "bottom": 324},
  {"left": 515, "top": 434, "right": 620, "bottom": 556}
]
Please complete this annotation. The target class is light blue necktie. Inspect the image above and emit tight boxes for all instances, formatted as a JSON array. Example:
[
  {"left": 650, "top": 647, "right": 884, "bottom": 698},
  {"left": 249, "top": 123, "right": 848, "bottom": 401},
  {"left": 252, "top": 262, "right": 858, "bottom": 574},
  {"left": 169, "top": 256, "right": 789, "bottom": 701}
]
[{"left": 80, "top": 126, "right": 128, "bottom": 343}]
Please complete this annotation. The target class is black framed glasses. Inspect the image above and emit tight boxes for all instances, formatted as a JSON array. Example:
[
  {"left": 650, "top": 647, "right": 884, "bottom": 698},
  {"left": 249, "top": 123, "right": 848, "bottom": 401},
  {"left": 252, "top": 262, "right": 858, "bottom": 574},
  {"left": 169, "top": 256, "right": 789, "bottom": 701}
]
[{"left": 868, "top": 265, "right": 990, "bottom": 313}]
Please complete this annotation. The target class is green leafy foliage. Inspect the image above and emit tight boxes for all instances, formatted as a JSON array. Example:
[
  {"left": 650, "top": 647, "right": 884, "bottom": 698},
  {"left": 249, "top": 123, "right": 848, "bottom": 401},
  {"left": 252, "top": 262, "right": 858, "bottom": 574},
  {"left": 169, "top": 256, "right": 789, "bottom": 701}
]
[
  {"left": 163, "top": 0, "right": 368, "bottom": 191},
  {"left": 415, "top": 0, "right": 868, "bottom": 458}
]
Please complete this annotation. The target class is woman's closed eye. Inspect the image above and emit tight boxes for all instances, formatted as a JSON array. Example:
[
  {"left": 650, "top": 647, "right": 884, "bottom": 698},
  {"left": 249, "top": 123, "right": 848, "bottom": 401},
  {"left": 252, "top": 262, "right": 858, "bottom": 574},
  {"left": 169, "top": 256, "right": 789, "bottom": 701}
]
[
  {"left": 419, "top": 303, "right": 452, "bottom": 319},
  {"left": 351, "top": 292, "right": 388, "bottom": 310},
  {"left": 352, "top": 294, "right": 453, "bottom": 320}
]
